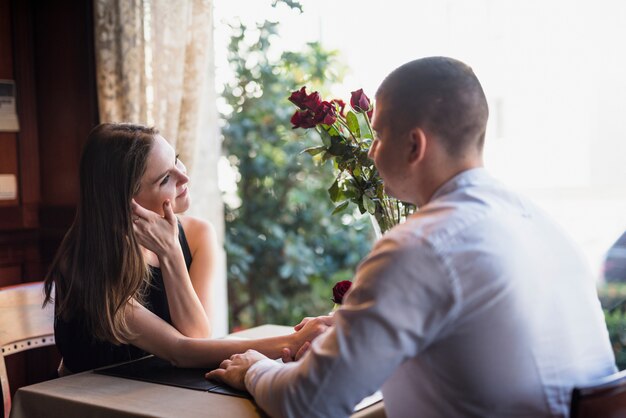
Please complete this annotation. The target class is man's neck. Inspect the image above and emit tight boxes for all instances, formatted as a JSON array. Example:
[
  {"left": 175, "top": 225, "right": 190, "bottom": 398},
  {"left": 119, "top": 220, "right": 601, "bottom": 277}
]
[{"left": 416, "top": 158, "right": 483, "bottom": 207}]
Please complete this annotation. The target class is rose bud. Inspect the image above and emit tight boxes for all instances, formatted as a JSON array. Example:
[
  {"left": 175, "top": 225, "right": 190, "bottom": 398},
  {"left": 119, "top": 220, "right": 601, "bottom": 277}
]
[
  {"left": 313, "top": 101, "right": 337, "bottom": 126},
  {"left": 290, "top": 110, "right": 317, "bottom": 129},
  {"left": 288, "top": 86, "right": 308, "bottom": 109},
  {"left": 332, "top": 280, "right": 352, "bottom": 305},
  {"left": 350, "top": 88, "right": 371, "bottom": 113}
]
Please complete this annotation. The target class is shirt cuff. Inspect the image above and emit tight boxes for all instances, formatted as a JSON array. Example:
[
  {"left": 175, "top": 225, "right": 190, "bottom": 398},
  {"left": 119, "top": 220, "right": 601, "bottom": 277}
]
[{"left": 244, "top": 358, "right": 282, "bottom": 394}]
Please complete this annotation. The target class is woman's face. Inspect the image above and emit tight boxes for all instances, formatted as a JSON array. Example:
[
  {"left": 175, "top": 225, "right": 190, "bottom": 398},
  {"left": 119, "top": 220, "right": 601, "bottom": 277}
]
[{"left": 134, "top": 135, "right": 190, "bottom": 215}]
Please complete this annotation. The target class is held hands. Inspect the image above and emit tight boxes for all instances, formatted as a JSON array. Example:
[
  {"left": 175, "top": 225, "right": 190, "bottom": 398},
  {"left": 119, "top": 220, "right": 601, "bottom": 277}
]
[
  {"left": 293, "top": 314, "right": 335, "bottom": 332},
  {"left": 131, "top": 199, "right": 179, "bottom": 256},
  {"left": 282, "top": 315, "right": 334, "bottom": 362},
  {"left": 206, "top": 317, "right": 332, "bottom": 391}
]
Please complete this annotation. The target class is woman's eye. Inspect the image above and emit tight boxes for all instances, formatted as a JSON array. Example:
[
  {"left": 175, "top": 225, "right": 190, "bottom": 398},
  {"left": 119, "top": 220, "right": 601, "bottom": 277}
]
[{"left": 160, "top": 175, "right": 170, "bottom": 186}]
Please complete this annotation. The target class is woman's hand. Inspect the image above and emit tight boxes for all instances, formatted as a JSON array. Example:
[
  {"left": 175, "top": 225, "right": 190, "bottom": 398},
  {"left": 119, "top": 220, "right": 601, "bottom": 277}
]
[{"left": 132, "top": 199, "right": 179, "bottom": 256}]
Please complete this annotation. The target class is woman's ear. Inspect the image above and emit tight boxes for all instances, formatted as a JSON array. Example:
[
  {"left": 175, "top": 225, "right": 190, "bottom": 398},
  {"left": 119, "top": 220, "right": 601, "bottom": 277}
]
[{"left": 408, "top": 127, "right": 427, "bottom": 164}]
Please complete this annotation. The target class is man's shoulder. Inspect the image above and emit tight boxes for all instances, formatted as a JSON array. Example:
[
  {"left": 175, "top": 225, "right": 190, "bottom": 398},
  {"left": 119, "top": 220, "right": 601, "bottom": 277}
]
[{"left": 394, "top": 183, "right": 535, "bottom": 250}]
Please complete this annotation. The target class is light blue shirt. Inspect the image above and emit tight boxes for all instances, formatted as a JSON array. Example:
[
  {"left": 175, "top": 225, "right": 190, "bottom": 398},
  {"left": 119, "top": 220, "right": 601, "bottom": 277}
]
[{"left": 245, "top": 168, "right": 616, "bottom": 418}]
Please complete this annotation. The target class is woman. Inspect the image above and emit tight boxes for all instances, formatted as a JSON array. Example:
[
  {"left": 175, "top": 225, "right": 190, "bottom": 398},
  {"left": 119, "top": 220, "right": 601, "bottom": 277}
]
[{"left": 44, "top": 123, "right": 324, "bottom": 373}]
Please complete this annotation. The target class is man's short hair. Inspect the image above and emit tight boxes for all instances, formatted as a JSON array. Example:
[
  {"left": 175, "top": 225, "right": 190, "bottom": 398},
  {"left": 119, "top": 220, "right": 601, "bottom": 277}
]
[{"left": 376, "top": 57, "right": 489, "bottom": 157}]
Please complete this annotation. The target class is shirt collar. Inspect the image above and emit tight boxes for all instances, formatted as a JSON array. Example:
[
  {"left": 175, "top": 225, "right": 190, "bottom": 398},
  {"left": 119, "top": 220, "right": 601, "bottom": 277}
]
[{"left": 429, "top": 167, "right": 493, "bottom": 202}]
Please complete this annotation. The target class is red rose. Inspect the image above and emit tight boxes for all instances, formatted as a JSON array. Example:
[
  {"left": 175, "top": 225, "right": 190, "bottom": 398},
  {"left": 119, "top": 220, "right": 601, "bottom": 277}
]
[
  {"left": 302, "top": 91, "right": 322, "bottom": 111},
  {"left": 290, "top": 110, "right": 317, "bottom": 129},
  {"left": 332, "top": 280, "right": 352, "bottom": 304},
  {"left": 331, "top": 99, "right": 346, "bottom": 117},
  {"left": 350, "top": 88, "right": 371, "bottom": 113},
  {"left": 313, "top": 101, "right": 337, "bottom": 126},
  {"left": 288, "top": 87, "right": 308, "bottom": 109}
]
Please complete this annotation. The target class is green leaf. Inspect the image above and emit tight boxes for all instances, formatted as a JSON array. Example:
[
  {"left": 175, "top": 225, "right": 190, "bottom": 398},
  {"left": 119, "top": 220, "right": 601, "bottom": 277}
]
[
  {"left": 301, "top": 145, "right": 326, "bottom": 156},
  {"left": 358, "top": 113, "right": 373, "bottom": 139},
  {"left": 342, "top": 178, "right": 360, "bottom": 199},
  {"left": 328, "top": 179, "right": 340, "bottom": 202},
  {"left": 327, "top": 125, "right": 340, "bottom": 137},
  {"left": 346, "top": 111, "right": 361, "bottom": 137},
  {"left": 319, "top": 128, "right": 332, "bottom": 147},
  {"left": 331, "top": 201, "right": 350, "bottom": 215},
  {"left": 327, "top": 136, "right": 348, "bottom": 156},
  {"left": 363, "top": 195, "right": 376, "bottom": 214}
]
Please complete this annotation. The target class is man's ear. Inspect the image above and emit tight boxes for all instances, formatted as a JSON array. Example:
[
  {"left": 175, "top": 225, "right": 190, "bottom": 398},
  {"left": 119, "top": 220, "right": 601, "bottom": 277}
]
[{"left": 408, "top": 127, "right": 427, "bottom": 164}]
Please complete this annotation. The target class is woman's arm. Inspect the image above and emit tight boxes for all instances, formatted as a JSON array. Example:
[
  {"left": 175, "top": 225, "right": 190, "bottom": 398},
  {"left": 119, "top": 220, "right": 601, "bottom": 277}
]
[
  {"left": 123, "top": 299, "right": 329, "bottom": 369},
  {"left": 132, "top": 200, "right": 211, "bottom": 338},
  {"left": 178, "top": 215, "right": 216, "bottom": 327}
]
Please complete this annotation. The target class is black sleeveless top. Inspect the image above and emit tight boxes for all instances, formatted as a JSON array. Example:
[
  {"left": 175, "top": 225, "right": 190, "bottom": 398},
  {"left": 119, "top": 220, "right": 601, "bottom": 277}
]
[{"left": 54, "top": 222, "right": 193, "bottom": 373}]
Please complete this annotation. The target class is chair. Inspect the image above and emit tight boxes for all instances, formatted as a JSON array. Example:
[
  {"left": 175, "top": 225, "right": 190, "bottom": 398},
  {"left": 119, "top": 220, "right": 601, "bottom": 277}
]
[
  {"left": 0, "top": 282, "right": 55, "bottom": 418},
  {"left": 570, "top": 369, "right": 626, "bottom": 418}
]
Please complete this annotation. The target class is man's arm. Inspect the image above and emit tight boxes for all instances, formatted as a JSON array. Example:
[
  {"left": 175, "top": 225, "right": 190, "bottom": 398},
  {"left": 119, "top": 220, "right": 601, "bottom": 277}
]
[{"left": 209, "top": 235, "right": 457, "bottom": 418}]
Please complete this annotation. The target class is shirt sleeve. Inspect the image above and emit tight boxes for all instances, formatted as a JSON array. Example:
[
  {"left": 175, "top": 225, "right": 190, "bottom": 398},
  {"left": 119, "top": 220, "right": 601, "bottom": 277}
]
[{"left": 245, "top": 233, "right": 457, "bottom": 418}]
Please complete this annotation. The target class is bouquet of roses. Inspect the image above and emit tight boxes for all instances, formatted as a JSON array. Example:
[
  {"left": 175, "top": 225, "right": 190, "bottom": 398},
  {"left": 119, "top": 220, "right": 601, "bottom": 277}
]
[{"left": 288, "top": 86, "right": 413, "bottom": 235}]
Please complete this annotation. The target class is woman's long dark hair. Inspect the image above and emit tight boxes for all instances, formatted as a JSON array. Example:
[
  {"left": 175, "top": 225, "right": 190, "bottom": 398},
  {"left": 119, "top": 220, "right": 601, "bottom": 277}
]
[{"left": 44, "top": 123, "right": 156, "bottom": 344}]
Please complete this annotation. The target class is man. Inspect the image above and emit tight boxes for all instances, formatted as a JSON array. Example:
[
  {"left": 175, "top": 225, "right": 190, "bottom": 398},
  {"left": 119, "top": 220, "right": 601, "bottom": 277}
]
[{"left": 207, "top": 57, "right": 616, "bottom": 417}]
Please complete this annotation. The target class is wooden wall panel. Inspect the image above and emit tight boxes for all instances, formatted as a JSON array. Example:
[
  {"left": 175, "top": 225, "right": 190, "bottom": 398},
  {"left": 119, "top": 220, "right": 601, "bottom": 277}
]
[
  {"left": 0, "top": 134, "right": 18, "bottom": 208},
  {"left": 32, "top": 0, "right": 98, "bottom": 262},
  {"left": 0, "top": 0, "right": 19, "bottom": 214},
  {"left": 34, "top": 0, "right": 98, "bottom": 209},
  {"left": 0, "top": 0, "right": 12, "bottom": 77},
  {"left": 0, "top": 265, "right": 21, "bottom": 286},
  {"left": 0, "top": 0, "right": 98, "bottom": 271},
  {"left": 11, "top": 0, "right": 39, "bottom": 229},
  {"left": 0, "top": 0, "right": 97, "bottom": 410}
]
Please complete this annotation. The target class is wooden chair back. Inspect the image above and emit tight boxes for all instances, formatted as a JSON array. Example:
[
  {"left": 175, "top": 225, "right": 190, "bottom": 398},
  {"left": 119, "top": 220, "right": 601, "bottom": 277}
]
[
  {"left": 571, "top": 369, "right": 626, "bottom": 418},
  {"left": 0, "top": 282, "right": 55, "bottom": 418}
]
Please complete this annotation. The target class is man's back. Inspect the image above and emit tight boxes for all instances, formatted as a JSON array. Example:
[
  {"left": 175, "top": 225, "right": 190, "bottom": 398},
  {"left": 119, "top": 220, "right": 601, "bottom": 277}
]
[{"left": 382, "top": 168, "right": 616, "bottom": 417}]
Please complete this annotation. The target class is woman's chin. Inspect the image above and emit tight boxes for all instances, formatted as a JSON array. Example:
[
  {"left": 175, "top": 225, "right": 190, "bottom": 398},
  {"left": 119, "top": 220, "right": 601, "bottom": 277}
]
[{"left": 174, "top": 195, "right": 191, "bottom": 214}]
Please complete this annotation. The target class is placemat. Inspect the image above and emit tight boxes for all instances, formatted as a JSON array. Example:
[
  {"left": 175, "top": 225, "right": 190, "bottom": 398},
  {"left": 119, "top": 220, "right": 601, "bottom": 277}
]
[{"left": 95, "top": 355, "right": 251, "bottom": 399}]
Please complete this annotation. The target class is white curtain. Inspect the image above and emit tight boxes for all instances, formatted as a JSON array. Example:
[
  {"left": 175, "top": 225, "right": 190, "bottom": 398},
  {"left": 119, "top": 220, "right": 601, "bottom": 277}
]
[{"left": 93, "top": 0, "right": 227, "bottom": 336}]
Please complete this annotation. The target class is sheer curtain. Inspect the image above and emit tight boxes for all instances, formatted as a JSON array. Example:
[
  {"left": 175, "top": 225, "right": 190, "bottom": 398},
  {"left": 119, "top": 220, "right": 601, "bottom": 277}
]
[{"left": 93, "top": 0, "right": 227, "bottom": 336}]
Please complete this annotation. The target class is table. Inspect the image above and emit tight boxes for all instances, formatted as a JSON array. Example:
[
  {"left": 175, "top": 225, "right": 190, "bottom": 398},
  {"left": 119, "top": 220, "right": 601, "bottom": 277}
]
[{"left": 10, "top": 325, "right": 385, "bottom": 418}]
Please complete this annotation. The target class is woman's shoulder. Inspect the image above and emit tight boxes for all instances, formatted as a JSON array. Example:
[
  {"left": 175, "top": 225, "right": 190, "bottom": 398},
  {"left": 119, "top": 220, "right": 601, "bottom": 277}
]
[
  {"left": 178, "top": 215, "right": 214, "bottom": 234},
  {"left": 178, "top": 215, "right": 217, "bottom": 253}
]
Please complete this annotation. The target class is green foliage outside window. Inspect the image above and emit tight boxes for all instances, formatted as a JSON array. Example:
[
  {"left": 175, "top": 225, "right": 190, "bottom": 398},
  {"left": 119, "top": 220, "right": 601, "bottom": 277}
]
[
  {"left": 599, "top": 283, "right": 626, "bottom": 370},
  {"left": 604, "top": 308, "right": 626, "bottom": 370},
  {"left": 221, "top": 3, "right": 372, "bottom": 329}
]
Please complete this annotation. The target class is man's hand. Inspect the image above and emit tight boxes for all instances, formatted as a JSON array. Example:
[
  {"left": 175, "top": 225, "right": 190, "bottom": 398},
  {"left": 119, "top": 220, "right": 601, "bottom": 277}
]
[
  {"left": 293, "top": 314, "right": 335, "bottom": 332},
  {"left": 205, "top": 349, "right": 268, "bottom": 391}
]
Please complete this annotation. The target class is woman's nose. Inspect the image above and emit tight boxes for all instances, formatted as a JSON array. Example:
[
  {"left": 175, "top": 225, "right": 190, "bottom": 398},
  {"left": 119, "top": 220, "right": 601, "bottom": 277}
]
[
  {"left": 176, "top": 165, "right": 189, "bottom": 184},
  {"left": 179, "top": 171, "right": 189, "bottom": 184},
  {"left": 176, "top": 159, "right": 187, "bottom": 175}
]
